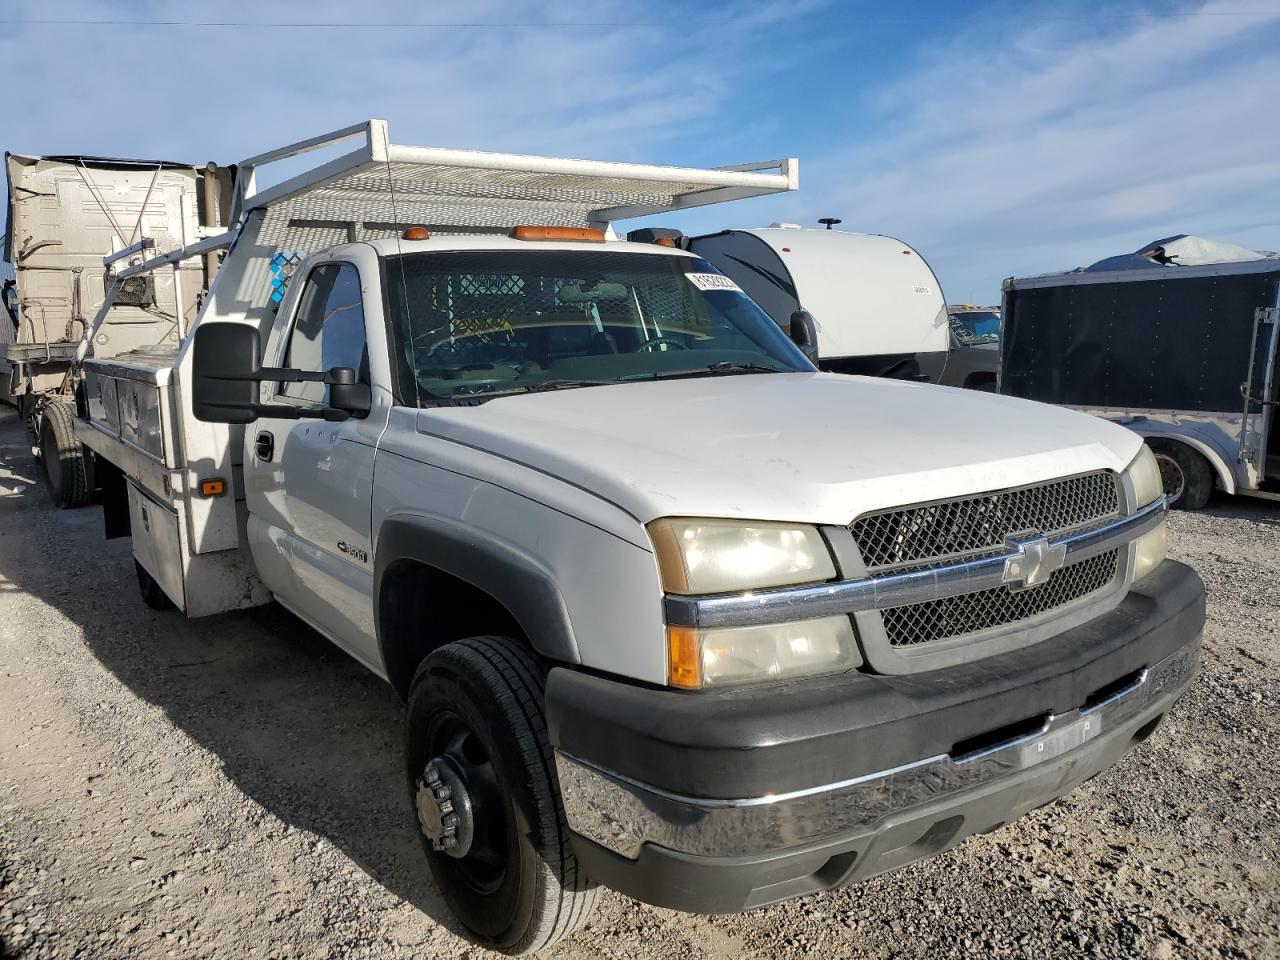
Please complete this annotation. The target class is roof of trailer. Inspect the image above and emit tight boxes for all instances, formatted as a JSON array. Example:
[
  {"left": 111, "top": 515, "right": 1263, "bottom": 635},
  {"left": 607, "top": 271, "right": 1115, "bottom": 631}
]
[
  {"left": 6, "top": 152, "right": 200, "bottom": 170},
  {"left": 1010, "top": 234, "right": 1280, "bottom": 287}
]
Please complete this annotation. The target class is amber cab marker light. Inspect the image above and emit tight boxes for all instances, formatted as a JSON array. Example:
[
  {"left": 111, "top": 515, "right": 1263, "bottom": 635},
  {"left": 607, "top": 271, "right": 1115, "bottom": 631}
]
[
  {"left": 512, "top": 225, "right": 605, "bottom": 243},
  {"left": 667, "top": 625, "right": 702, "bottom": 689},
  {"left": 199, "top": 478, "right": 226, "bottom": 497},
  {"left": 401, "top": 226, "right": 431, "bottom": 240}
]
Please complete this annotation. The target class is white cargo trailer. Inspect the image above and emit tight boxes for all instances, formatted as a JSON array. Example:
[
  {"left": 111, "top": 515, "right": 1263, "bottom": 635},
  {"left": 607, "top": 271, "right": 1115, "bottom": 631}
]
[{"left": 67, "top": 120, "right": 1200, "bottom": 954}]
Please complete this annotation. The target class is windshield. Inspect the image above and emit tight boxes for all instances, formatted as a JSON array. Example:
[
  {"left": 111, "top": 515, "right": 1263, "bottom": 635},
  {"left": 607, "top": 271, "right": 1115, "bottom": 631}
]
[
  {"left": 949, "top": 310, "right": 1001, "bottom": 345},
  {"left": 384, "top": 250, "right": 813, "bottom": 404}
]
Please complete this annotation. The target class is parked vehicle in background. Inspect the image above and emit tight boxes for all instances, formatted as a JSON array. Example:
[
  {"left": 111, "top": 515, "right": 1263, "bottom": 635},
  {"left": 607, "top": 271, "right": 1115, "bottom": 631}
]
[
  {"left": 1, "top": 153, "right": 229, "bottom": 505},
  {"left": 1002, "top": 235, "right": 1280, "bottom": 509},
  {"left": 68, "top": 121, "right": 1202, "bottom": 954},
  {"left": 679, "top": 224, "right": 953, "bottom": 381},
  {"left": 941, "top": 304, "right": 1001, "bottom": 391}
]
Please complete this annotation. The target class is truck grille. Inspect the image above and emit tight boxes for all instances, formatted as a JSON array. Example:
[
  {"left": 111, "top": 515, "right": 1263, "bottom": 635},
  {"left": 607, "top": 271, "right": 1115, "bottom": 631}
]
[
  {"left": 850, "top": 471, "right": 1123, "bottom": 649},
  {"left": 880, "top": 550, "right": 1119, "bottom": 647},
  {"left": 850, "top": 471, "right": 1120, "bottom": 573}
]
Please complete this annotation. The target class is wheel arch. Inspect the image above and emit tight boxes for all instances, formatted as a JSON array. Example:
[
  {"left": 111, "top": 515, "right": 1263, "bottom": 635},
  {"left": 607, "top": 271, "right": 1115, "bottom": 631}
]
[
  {"left": 1124, "top": 424, "right": 1237, "bottom": 495},
  {"left": 375, "top": 514, "right": 581, "bottom": 699}
]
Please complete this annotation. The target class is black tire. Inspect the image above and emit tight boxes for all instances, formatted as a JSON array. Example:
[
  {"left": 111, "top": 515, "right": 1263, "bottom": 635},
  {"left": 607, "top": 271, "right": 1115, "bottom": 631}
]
[
  {"left": 39, "top": 399, "right": 93, "bottom": 508},
  {"left": 1146, "top": 438, "right": 1213, "bottom": 511},
  {"left": 135, "top": 560, "right": 175, "bottom": 611},
  {"left": 405, "top": 637, "right": 597, "bottom": 955}
]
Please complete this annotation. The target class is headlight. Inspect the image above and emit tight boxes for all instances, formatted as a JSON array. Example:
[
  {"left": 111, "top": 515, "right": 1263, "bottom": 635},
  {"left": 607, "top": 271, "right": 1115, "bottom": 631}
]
[
  {"left": 667, "top": 616, "right": 861, "bottom": 688},
  {"left": 1125, "top": 444, "right": 1167, "bottom": 581},
  {"left": 1127, "top": 443, "right": 1163, "bottom": 508},
  {"left": 648, "top": 517, "right": 837, "bottom": 595},
  {"left": 1132, "top": 519, "right": 1168, "bottom": 582}
]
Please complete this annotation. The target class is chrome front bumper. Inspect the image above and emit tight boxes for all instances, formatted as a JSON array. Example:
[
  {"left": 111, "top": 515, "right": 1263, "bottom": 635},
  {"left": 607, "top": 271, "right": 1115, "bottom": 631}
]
[{"left": 556, "top": 641, "right": 1198, "bottom": 860}]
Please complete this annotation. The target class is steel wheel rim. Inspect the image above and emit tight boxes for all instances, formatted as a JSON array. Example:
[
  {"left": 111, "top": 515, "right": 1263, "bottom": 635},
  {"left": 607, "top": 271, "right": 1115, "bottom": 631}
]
[
  {"left": 1154, "top": 452, "right": 1185, "bottom": 502},
  {"left": 421, "top": 714, "right": 510, "bottom": 895}
]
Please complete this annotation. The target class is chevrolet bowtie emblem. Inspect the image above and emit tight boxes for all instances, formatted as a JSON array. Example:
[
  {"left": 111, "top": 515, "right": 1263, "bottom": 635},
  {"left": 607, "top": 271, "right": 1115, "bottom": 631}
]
[{"left": 1002, "top": 534, "right": 1067, "bottom": 590}]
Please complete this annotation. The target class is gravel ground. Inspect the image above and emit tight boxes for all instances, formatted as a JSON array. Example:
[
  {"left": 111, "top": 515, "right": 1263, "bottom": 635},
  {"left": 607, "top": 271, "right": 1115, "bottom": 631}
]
[{"left": 1, "top": 404, "right": 1278, "bottom": 960}]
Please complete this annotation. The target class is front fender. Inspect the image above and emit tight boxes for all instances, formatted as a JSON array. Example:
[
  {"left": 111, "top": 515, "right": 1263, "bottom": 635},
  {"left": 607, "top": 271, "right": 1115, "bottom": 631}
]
[{"left": 374, "top": 512, "right": 581, "bottom": 666}]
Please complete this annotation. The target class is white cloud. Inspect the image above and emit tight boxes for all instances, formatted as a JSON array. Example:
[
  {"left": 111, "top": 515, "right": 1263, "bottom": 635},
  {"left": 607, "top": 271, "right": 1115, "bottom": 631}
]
[
  {"left": 806, "top": 0, "right": 1280, "bottom": 301},
  {"left": 4, "top": 0, "right": 1275, "bottom": 305},
  {"left": 0, "top": 0, "right": 814, "bottom": 167}
]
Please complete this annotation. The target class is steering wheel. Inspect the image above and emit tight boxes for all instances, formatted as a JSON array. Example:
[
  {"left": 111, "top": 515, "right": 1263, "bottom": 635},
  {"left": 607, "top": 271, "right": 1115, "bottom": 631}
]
[{"left": 634, "top": 336, "right": 689, "bottom": 352}]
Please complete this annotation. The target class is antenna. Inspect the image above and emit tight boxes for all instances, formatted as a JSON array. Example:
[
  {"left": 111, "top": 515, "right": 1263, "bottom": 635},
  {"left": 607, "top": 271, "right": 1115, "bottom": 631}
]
[{"left": 818, "top": 217, "right": 842, "bottom": 231}]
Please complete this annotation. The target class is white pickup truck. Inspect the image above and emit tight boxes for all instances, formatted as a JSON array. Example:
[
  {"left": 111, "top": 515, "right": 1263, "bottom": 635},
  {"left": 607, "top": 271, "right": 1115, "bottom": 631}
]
[{"left": 70, "top": 122, "right": 1204, "bottom": 954}]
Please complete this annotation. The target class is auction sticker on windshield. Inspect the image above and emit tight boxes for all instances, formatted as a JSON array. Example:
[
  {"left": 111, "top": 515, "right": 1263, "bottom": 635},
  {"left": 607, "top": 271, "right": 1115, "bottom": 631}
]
[{"left": 686, "top": 273, "right": 743, "bottom": 292}]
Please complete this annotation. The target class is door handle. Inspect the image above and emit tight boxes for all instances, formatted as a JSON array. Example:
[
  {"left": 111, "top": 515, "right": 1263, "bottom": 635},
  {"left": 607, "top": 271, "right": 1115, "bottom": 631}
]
[{"left": 255, "top": 431, "right": 275, "bottom": 462}]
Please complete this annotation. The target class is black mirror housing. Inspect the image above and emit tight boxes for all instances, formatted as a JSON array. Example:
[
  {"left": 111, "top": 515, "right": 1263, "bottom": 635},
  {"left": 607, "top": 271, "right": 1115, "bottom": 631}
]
[
  {"left": 789, "top": 309, "right": 820, "bottom": 366},
  {"left": 328, "top": 370, "right": 372, "bottom": 417},
  {"left": 192, "top": 322, "right": 263, "bottom": 423},
  {"left": 192, "top": 325, "right": 371, "bottom": 424}
]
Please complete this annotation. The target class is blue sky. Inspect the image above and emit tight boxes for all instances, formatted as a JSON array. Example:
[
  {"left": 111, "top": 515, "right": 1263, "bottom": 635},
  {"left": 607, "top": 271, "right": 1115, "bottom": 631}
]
[{"left": 2, "top": 0, "right": 1279, "bottom": 302}]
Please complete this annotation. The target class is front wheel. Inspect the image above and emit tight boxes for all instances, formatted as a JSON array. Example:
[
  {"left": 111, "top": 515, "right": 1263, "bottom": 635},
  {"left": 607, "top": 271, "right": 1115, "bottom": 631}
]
[{"left": 405, "top": 637, "right": 598, "bottom": 955}]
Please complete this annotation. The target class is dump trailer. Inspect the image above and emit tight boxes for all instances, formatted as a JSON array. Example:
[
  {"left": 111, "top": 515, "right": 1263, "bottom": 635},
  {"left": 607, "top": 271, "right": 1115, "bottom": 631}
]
[
  {"left": 71, "top": 121, "right": 1202, "bottom": 954},
  {"left": 1002, "top": 236, "right": 1280, "bottom": 509},
  {"left": 1, "top": 152, "right": 229, "bottom": 505}
]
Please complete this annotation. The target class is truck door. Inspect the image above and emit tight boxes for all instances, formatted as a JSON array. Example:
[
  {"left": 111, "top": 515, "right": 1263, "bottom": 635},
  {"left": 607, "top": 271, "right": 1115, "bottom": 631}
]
[{"left": 243, "top": 260, "right": 382, "bottom": 670}]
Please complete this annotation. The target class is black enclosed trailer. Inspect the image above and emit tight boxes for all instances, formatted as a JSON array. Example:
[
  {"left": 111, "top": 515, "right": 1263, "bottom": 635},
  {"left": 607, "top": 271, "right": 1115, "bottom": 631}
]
[{"left": 1001, "top": 245, "right": 1279, "bottom": 510}]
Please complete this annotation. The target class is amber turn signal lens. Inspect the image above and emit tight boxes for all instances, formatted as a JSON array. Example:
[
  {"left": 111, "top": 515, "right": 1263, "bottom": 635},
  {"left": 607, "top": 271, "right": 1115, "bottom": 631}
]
[
  {"left": 199, "top": 478, "right": 226, "bottom": 497},
  {"left": 666, "top": 625, "right": 702, "bottom": 689},
  {"left": 401, "top": 226, "right": 431, "bottom": 240},
  {"left": 511, "top": 225, "right": 605, "bottom": 243}
]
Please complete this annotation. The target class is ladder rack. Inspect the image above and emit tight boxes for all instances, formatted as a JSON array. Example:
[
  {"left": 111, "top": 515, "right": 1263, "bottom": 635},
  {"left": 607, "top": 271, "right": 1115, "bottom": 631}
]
[
  {"left": 227, "top": 119, "right": 798, "bottom": 236},
  {"left": 82, "top": 119, "right": 799, "bottom": 361}
]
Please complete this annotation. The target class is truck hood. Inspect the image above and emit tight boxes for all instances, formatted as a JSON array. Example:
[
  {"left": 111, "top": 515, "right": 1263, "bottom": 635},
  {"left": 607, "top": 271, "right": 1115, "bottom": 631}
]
[{"left": 415, "top": 373, "right": 1141, "bottom": 525}]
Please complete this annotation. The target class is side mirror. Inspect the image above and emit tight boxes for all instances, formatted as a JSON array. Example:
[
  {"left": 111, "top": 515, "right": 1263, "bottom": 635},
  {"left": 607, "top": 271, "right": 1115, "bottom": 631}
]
[
  {"left": 192, "top": 322, "right": 370, "bottom": 423},
  {"left": 192, "top": 322, "right": 261, "bottom": 423},
  {"left": 789, "top": 309, "right": 820, "bottom": 365}
]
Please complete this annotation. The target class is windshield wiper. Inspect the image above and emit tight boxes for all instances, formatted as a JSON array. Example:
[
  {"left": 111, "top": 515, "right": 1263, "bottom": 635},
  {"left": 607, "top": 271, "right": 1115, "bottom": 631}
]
[
  {"left": 707, "top": 361, "right": 786, "bottom": 373},
  {"left": 525, "top": 378, "right": 622, "bottom": 392},
  {"left": 639, "top": 361, "right": 788, "bottom": 380},
  {"left": 447, "top": 366, "right": 782, "bottom": 399},
  {"left": 449, "top": 378, "right": 617, "bottom": 399}
]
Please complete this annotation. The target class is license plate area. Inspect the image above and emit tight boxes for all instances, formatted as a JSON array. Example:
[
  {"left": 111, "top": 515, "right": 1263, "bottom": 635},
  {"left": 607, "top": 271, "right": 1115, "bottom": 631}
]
[{"left": 1019, "top": 713, "right": 1101, "bottom": 767}]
